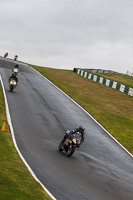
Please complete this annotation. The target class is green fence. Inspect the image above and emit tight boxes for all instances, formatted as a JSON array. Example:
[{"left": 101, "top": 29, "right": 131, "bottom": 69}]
[{"left": 73, "top": 68, "right": 133, "bottom": 96}]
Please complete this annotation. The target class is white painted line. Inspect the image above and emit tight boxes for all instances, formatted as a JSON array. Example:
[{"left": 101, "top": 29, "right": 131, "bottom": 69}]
[
  {"left": 31, "top": 67, "right": 133, "bottom": 158},
  {"left": 0, "top": 74, "right": 57, "bottom": 200}
]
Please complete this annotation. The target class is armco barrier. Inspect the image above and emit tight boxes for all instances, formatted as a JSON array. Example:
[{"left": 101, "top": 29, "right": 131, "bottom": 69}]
[{"left": 73, "top": 68, "right": 133, "bottom": 96}]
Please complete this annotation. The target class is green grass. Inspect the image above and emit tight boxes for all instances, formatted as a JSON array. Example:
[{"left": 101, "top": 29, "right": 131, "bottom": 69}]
[
  {"left": 30, "top": 65, "right": 133, "bottom": 155},
  {"left": 0, "top": 85, "right": 52, "bottom": 200}
]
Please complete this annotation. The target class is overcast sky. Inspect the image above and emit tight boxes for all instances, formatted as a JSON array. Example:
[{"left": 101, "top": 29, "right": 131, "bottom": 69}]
[{"left": 0, "top": 0, "right": 133, "bottom": 74}]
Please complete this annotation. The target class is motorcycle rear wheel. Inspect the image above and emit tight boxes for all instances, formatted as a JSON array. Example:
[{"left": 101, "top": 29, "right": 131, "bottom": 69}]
[{"left": 58, "top": 140, "right": 64, "bottom": 152}]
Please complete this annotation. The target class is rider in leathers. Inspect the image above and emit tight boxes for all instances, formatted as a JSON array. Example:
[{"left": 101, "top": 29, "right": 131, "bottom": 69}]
[
  {"left": 12, "top": 64, "right": 20, "bottom": 75},
  {"left": 9, "top": 73, "right": 18, "bottom": 85},
  {"left": 62, "top": 126, "right": 85, "bottom": 147}
]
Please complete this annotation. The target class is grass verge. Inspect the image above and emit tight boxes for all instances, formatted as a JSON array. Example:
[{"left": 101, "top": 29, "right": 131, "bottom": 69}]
[
  {"left": 30, "top": 65, "right": 133, "bottom": 155},
  {"left": 0, "top": 84, "right": 52, "bottom": 200}
]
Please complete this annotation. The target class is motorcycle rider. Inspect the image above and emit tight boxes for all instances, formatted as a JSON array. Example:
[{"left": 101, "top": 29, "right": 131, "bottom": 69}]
[
  {"left": 12, "top": 64, "right": 19, "bottom": 75},
  {"left": 14, "top": 55, "right": 18, "bottom": 60},
  {"left": 4, "top": 52, "right": 8, "bottom": 58},
  {"left": 62, "top": 126, "right": 85, "bottom": 147},
  {"left": 9, "top": 73, "right": 18, "bottom": 85}
]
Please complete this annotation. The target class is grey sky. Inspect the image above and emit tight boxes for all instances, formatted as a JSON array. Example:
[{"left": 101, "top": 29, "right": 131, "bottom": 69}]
[{"left": 0, "top": 0, "right": 133, "bottom": 73}]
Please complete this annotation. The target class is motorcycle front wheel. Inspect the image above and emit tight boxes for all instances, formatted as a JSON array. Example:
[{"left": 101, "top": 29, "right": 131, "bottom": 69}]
[
  {"left": 66, "top": 145, "right": 76, "bottom": 157},
  {"left": 10, "top": 86, "right": 14, "bottom": 92}
]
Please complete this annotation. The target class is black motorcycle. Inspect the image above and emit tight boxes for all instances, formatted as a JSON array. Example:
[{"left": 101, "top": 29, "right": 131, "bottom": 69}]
[
  {"left": 58, "top": 132, "right": 82, "bottom": 157},
  {"left": 4, "top": 52, "right": 8, "bottom": 58}
]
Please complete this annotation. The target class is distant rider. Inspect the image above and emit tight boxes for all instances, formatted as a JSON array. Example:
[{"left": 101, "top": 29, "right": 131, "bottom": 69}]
[
  {"left": 12, "top": 64, "right": 19, "bottom": 76},
  {"left": 62, "top": 125, "right": 85, "bottom": 146},
  {"left": 4, "top": 52, "right": 8, "bottom": 58},
  {"left": 14, "top": 55, "right": 18, "bottom": 60}
]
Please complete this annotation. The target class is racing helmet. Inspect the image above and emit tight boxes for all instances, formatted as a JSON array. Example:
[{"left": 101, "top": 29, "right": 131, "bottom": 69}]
[
  {"left": 79, "top": 126, "right": 85, "bottom": 134},
  {"left": 12, "top": 72, "right": 17, "bottom": 77},
  {"left": 15, "top": 64, "right": 19, "bottom": 68}
]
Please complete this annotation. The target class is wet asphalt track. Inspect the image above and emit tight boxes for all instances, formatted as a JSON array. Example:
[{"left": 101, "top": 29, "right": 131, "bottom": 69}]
[{"left": 0, "top": 57, "right": 133, "bottom": 200}]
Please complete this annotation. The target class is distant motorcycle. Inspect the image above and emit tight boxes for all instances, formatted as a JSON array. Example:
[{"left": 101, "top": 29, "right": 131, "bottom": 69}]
[
  {"left": 14, "top": 55, "right": 18, "bottom": 61},
  {"left": 4, "top": 52, "right": 8, "bottom": 58},
  {"left": 58, "top": 131, "right": 82, "bottom": 157},
  {"left": 9, "top": 80, "right": 17, "bottom": 92}
]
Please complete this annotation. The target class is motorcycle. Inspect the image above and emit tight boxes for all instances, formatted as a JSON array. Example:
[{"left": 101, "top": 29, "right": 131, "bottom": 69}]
[
  {"left": 4, "top": 52, "right": 8, "bottom": 58},
  {"left": 9, "top": 80, "right": 17, "bottom": 92},
  {"left": 14, "top": 55, "right": 18, "bottom": 61},
  {"left": 58, "top": 131, "right": 82, "bottom": 157}
]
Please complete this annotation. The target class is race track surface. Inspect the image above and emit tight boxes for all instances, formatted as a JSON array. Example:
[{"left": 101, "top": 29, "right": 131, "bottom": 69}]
[{"left": 0, "top": 57, "right": 133, "bottom": 200}]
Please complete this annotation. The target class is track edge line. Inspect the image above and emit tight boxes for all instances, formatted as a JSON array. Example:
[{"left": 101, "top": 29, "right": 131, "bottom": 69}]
[{"left": 0, "top": 74, "right": 57, "bottom": 200}]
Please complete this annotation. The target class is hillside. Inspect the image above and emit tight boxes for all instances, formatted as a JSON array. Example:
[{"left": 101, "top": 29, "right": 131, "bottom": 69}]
[
  {"left": 92, "top": 72, "right": 133, "bottom": 88},
  {"left": 30, "top": 65, "right": 133, "bottom": 154}
]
